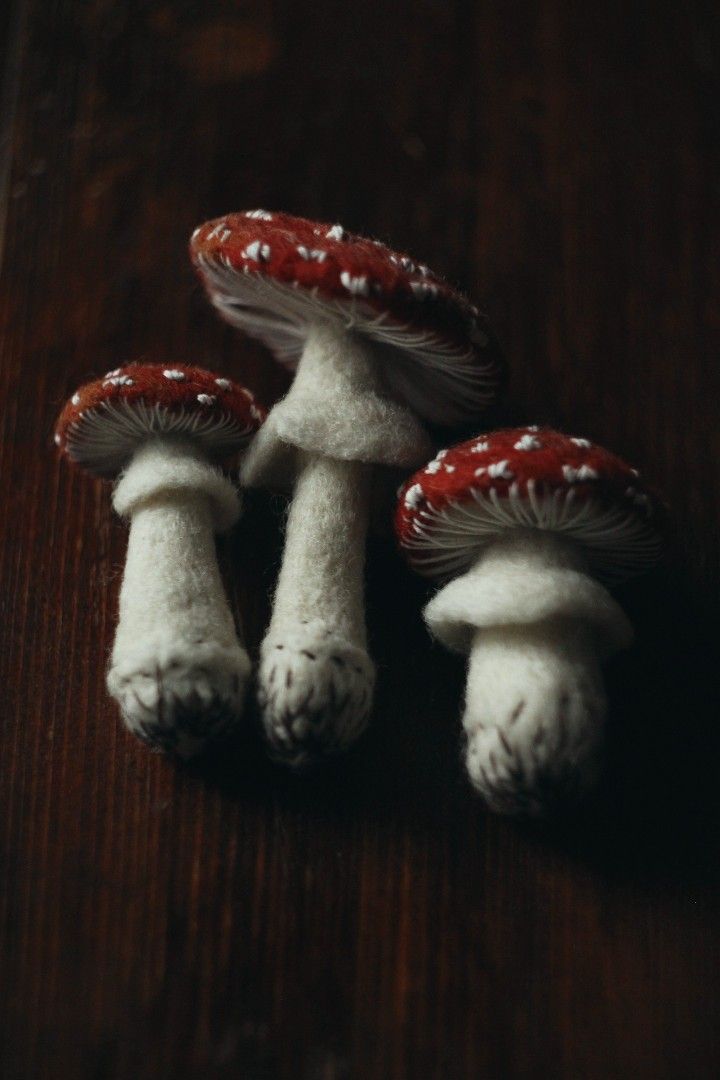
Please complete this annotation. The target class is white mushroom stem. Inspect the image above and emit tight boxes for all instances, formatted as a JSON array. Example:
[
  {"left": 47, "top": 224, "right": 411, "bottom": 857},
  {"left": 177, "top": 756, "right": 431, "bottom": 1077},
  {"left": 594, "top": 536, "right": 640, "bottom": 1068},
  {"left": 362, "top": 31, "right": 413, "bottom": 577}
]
[
  {"left": 248, "top": 322, "right": 430, "bottom": 766},
  {"left": 424, "top": 530, "right": 634, "bottom": 815},
  {"left": 106, "top": 438, "right": 249, "bottom": 757},
  {"left": 258, "top": 452, "right": 376, "bottom": 766}
]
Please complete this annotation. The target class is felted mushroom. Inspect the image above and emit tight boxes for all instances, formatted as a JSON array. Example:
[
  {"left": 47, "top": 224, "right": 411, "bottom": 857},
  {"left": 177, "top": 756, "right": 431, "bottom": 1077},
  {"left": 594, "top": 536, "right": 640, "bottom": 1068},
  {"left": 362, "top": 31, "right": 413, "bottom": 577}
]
[
  {"left": 395, "top": 427, "right": 664, "bottom": 815},
  {"left": 55, "top": 363, "right": 265, "bottom": 756},
  {"left": 191, "top": 210, "right": 504, "bottom": 766}
]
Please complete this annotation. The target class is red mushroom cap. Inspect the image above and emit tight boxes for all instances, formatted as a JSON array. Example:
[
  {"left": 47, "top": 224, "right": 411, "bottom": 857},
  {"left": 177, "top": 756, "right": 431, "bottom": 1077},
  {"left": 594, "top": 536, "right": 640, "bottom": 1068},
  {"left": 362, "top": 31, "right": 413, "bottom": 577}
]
[
  {"left": 55, "top": 363, "right": 266, "bottom": 477},
  {"left": 396, "top": 427, "right": 664, "bottom": 583},
  {"left": 190, "top": 210, "right": 505, "bottom": 425}
]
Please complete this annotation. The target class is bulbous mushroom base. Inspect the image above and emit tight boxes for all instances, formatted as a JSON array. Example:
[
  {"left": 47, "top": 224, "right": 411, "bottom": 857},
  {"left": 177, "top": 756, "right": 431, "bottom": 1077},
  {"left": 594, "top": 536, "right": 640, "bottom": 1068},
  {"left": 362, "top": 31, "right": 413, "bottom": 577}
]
[
  {"left": 107, "top": 640, "right": 251, "bottom": 759},
  {"left": 462, "top": 621, "right": 607, "bottom": 817},
  {"left": 257, "top": 623, "right": 376, "bottom": 769}
]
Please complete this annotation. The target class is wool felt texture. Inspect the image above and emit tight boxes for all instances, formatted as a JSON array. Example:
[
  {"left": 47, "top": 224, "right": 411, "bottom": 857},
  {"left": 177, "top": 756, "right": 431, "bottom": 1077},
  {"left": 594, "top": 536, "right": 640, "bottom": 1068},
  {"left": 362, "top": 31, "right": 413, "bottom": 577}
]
[
  {"left": 108, "top": 439, "right": 249, "bottom": 757},
  {"left": 55, "top": 363, "right": 264, "bottom": 757},
  {"left": 55, "top": 363, "right": 265, "bottom": 477},
  {"left": 191, "top": 210, "right": 505, "bottom": 426},
  {"left": 258, "top": 453, "right": 376, "bottom": 768},
  {"left": 463, "top": 619, "right": 606, "bottom": 816},
  {"left": 240, "top": 322, "right": 432, "bottom": 489},
  {"left": 192, "top": 211, "right": 504, "bottom": 765},
  {"left": 396, "top": 426, "right": 664, "bottom": 584},
  {"left": 425, "top": 531, "right": 629, "bottom": 815},
  {"left": 396, "top": 427, "right": 664, "bottom": 817}
]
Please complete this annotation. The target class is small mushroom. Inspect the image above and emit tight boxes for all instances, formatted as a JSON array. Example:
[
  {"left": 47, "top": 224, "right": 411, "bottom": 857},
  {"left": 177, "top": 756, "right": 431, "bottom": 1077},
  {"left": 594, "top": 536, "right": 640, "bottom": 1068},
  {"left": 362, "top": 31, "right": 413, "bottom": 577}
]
[
  {"left": 191, "top": 211, "right": 504, "bottom": 766},
  {"left": 396, "top": 427, "right": 664, "bottom": 815},
  {"left": 55, "top": 363, "right": 265, "bottom": 757}
]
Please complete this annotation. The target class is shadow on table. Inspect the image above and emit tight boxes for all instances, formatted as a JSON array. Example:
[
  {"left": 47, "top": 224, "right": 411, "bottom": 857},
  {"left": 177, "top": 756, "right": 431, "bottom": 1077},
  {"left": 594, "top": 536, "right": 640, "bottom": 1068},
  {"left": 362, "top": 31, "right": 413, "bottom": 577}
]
[{"left": 194, "top": 517, "right": 720, "bottom": 896}]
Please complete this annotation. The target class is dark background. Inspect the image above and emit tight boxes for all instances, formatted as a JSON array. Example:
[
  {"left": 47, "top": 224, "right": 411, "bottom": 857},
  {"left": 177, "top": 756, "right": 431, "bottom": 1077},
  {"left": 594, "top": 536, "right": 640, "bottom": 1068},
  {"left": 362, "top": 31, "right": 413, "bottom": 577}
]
[{"left": 1, "top": 2, "right": 719, "bottom": 1077}]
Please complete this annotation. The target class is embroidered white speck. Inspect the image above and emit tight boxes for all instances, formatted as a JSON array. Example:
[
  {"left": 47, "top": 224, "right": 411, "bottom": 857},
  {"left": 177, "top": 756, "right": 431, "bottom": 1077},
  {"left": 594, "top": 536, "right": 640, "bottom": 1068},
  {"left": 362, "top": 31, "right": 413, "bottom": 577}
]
[
  {"left": 563, "top": 464, "right": 599, "bottom": 482},
  {"left": 340, "top": 272, "right": 369, "bottom": 296},
  {"left": 326, "top": 224, "right": 344, "bottom": 241},
  {"left": 243, "top": 240, "right": 271, "bottom": 262},
  {"left": 163, "top": 370, "right": 186, "bottom": 381},
  {"left": 104, "top": 375, "right": 134, "bottom": 387},
  {"left": 514, "top": 434, "right": 541, "bottom": 451},
  {"left": 405, "top": 483, "right": 425, "bottom": 510},
  {"left": 425, "top": 460, "right": 442, "bottom": 474},
  {"left": 214, "top": 378, "right": 231, "bottom": 390},
  {"left": 296, "top": 246, "right": 327, "bottom": 262},
  {"left": 471, "top": 440, "right": 489, "bottom": 453},
  {"left": 71, "top": 392, "right": 81, "bottom": 406},
  {"left": 245, "top": 210, "right": 273, "bottom": 220},
  {"left": 570, "top": 437, "right": 591, "bottom": 448},
  {"left": 197, "top": 394, "right": 216, "bottom": 405},
  {"left": 488, "top": 460, "right": 514, "bottom": 480},
  {"left": 54, "top": 433, "right": 61, "bottom": 446}
]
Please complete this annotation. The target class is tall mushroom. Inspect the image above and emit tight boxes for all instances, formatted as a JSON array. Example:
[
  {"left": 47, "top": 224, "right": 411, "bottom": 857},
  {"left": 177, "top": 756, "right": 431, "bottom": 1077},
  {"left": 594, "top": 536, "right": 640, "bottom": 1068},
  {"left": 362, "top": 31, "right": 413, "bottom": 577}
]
[
  {"left": 395, "top": 427, "right": 664, "bottom": 815},
  {"left": 55, "top": 363, "right": 265, "bottom": 756},
  {"left": 191, "top": 210, "right": 504, "bottom": 766}
]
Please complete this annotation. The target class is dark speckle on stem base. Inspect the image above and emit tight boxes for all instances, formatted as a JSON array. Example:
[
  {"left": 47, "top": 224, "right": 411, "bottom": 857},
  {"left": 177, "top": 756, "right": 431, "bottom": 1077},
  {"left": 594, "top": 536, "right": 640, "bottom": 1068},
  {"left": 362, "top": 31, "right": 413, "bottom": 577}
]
[{"left": 1, "top": 2, "right": 719, "bottom": 1079}]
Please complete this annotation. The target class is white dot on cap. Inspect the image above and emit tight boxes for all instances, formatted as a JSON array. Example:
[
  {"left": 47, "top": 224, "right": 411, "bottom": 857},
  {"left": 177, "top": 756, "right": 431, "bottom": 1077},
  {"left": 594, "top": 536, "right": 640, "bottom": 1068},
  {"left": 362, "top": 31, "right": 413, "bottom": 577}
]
[
  {"left": 488, "top": 460, "right": 514, "bottom": 480},
  {"left": 214, "top": 378, "right": 231, "bottom": 390},
  {"left": 71, "top": 392, "right": 81, "bottom": 406},
  {"left": 570, "top": 437, "right": 591, "bottom": 448},
  {"left": 326, "top": 224, "right": 344, "bottom": 241},
  {"left": 54, "top": 433, "right": 61, "bottom": 446},
  {"left": 514, "top": 434, "right": 541, "bottom": 451},
  {"left": 404, "top": 483, "right": 425, "bottom": 510},
  {"left": 197, "top": 394, "right": 216, "bottom": 405},
  {"left": 163, "top": 369, "right": 186, "bottom": 381},
  {"left": 340, "top": 272, "right": 369, "bottom": 296},
  {"left": 563, "top": 464, "right": 599, "bottom": 482},
  {"left": 242, "top": 240, "right": 271, "bottom": 262}
]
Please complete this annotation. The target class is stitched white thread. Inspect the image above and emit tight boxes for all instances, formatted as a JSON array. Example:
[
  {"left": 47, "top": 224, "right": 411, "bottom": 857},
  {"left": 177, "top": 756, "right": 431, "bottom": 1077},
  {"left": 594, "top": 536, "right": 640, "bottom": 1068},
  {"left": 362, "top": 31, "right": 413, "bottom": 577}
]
[
  {"left": 514, "top": 434, "right": 541, "bottom": 451},
  {"left": 570, "top": 437, "right": 591, "bottom": 448},
  {"left": 340, "top": 272, "right": 370, "bottom": 296},
  {"left": 563, "top": 464, "right": 599, "bottom": 482},
  {"left": 242, "top": 240, "right": 271, "bottom": 262},
  {"left": 197, "top": 394, "right": 216, "bottom": 405},
  {"left": 163, "top": 369, "right": 186, "bottom": 381},
  {"left": 403, "top": 479, "right": 662, "bottom": 585},
  {"left": 471, "top": 440, "right": 490, "bottom": 453},
  {"left": 326, "top": 224, "right": 344, "bottom": 240},
  {"left": 245, "top": 209, "right": 273, "bottom": 220},
  {"left": 488, "top": 460, "right": 514, "bottom": 480},
  {"left": 193, "top": 252, "right": 500, "bottom": 424},
  {"left": 104, "top": 375, "right": 134, "bottom": 387},
  {"left": 214, "top": 378, "right": 231, "bottom": 390},
  {"left": 71, "top": 392, "right": 81, "bottom": 405}
]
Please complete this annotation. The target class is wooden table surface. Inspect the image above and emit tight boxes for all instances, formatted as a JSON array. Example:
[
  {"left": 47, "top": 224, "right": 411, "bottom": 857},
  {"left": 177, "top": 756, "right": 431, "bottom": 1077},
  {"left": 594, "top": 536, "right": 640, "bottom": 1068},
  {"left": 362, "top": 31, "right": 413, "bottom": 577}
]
[{"left": 1, "top": 2, "right": 719, "bottom": 1077}]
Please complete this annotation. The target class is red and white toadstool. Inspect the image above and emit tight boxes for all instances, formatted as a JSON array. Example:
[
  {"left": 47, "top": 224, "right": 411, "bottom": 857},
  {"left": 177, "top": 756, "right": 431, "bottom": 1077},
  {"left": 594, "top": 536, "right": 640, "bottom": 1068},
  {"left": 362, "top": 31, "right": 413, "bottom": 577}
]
[
  {"left": 55, "top": 363, "right": 265, "bottom": 757},
  {"left": 396, "top": 427, "right": 664, "bottom": 815},
  {"left": 191, "top": 210, "right": 504, "bottom": 766}
]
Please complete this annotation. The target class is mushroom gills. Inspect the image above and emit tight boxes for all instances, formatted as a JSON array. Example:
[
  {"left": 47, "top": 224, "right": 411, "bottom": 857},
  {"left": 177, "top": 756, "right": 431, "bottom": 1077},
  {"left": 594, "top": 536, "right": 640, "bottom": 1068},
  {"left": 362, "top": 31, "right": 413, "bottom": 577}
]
[
  {"left": 107, "top": 438, "right": 250, "bottom": 757},
  {"left": 425, "top": 530, "right": 633, "bottom": 815}
]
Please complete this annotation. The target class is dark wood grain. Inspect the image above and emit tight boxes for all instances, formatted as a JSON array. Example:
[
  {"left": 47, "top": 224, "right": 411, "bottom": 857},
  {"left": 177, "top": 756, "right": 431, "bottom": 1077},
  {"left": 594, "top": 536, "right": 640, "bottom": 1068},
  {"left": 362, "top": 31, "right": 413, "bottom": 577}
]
[{"left": 1, "top": 2, "right": 719, "bottom": 1077}]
